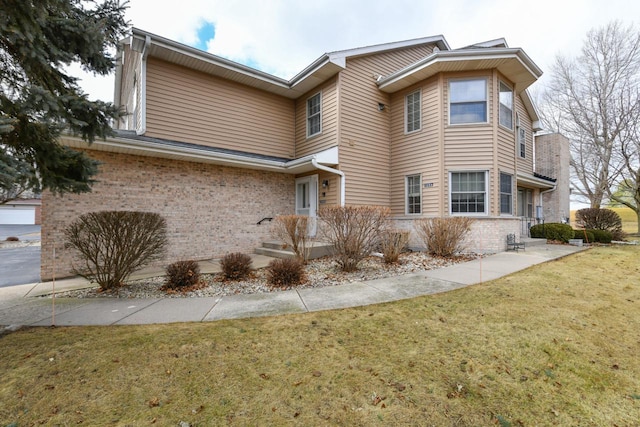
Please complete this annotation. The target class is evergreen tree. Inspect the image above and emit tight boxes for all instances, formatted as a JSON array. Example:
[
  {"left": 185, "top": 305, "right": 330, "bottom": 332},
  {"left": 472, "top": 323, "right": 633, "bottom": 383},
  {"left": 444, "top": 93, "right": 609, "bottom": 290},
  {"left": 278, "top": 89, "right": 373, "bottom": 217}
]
[{"left": 0, "top": 0, "right": 128, "bottom": 203}]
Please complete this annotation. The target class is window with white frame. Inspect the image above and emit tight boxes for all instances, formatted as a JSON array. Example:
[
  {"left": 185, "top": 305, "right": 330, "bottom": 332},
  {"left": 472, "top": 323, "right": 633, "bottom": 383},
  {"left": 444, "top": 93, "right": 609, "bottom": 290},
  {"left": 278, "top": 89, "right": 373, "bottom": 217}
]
[
  {"left": 405, "top": 90, "right": 421, "bottom": 133},
  {"left": 518, "top": 126, "right": 526, "bottom": 158},
  {"left": 500, "top": 172, "right": 513, "bottom": 214},
  {"left": 449, "top": 79, "right": 487, "bottom": 124},
  {"left": 450, "top": 171, "right": 487, "bottom": 214},
  {"left": 306, "top": 92, "right": 322, "bottom": 137},
  {"left": 499, "top": 81, "right": 513, "bottom": 129},
  {"left": 406, "top": 174, "right": 421, "bottom": 214}
]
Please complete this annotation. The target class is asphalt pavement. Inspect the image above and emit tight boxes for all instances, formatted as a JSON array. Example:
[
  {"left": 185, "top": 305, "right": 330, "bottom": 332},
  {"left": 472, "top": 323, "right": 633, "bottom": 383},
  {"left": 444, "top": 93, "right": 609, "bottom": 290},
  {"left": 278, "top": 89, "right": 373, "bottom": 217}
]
[{"left": 0, "top": 224, "right": 41, "bottom": 287}]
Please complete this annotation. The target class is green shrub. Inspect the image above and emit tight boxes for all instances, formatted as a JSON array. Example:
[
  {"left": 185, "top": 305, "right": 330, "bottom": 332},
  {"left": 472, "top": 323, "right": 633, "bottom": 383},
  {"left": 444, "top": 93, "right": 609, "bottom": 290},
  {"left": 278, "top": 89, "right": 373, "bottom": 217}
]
[
  {"left": 267, "top": 258, "right": 306, "bottom": 288},
  {"left": 220, "top": 252, "right": 252, "bottom": 280},
  {"left": 415, "top": 217, "right": 474, "bottom": 257},
  {"left": 379, "top": 229, "right": 410, "bottom": 264},
  {"left": 573, "top": 229, "right": 594, "bottom": 243},
  {"left": 589, "top": 229, "right": 613, "bottom": 243},
  {"left": 576, "top": 208, "right": 625, "bottom": 240},
  {"left": 529, "top": 223, "right": 574, "bottom": 243},
  {"left": 64, "top": 211, "right": 167, "bottom": 291},
  {"left": 165, "top": 260, "right": 201, "bottom": 289}
]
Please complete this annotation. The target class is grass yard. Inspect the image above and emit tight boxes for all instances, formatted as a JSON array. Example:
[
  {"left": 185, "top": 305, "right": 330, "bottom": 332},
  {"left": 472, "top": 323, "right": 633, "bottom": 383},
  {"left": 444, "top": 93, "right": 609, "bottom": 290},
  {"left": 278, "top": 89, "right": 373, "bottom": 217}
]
[
  {"left": 571, "top": 207, "right": 639, "bottom": 235},
  {"left": 1, "top": 246, "right": 640, "bottom": 426}
]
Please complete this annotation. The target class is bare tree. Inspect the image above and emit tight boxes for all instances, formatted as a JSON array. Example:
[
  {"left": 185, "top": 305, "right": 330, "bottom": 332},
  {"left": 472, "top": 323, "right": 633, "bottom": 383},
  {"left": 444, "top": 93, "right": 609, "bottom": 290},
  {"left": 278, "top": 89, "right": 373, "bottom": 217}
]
[{"left": 540, "top": 21, "right": 640, "bottom": 210}]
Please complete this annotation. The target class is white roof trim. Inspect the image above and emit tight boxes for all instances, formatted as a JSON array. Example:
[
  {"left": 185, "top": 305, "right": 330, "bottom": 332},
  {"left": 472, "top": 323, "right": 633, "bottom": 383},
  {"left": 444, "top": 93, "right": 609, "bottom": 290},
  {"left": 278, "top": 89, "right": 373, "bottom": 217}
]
[
  {"left": 59, "top": 134, "right": 338, "bottom": 175},
  {"left": 517, "top": 172, "right": 555, "bottom": 189}
]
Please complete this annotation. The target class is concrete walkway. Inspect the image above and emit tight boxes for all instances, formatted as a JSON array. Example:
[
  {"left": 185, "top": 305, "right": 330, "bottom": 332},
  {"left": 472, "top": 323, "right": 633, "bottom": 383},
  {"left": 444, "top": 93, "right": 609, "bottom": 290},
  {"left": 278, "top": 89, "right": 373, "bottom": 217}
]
[{"left": 0, "top": 244, "right": 585, "bottom": 328}]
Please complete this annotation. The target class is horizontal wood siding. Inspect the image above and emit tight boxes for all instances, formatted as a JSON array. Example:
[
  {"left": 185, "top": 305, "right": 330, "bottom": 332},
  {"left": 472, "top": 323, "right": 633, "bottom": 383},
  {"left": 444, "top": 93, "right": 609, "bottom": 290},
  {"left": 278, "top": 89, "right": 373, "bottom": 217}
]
[
  {"left": 515, "top": 94, "right": 534, "bottom": 174},
  {"left": 338, "top": 45, "right": 436, "bottom": 207},
  {"left": 390, "top": 77, "right": 441, "bottom": 216},
  {"left": 145, "top": 57, "right": 295, "bottom": 158},
  {"left": 294, "top": 77, "right": 339, "bottom": 158}
]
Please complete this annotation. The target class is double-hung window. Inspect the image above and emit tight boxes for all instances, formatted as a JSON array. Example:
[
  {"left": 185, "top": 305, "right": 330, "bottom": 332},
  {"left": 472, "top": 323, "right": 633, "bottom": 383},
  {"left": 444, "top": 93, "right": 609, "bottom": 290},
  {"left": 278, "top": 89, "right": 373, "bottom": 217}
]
[
  {"left": 449, "top": 79, "right": 487, "bottom": 124},
  {"left": 405, "top": 91, "right": 421, "bottom": 133},
  {"left": 499, "top": 81, "right": 513, "bottom": 129},
  {"left": 518, "top": 126, "right": 526, "bottom": 158},
  {"left": 450, "top": 171, "right": 487, "bottom": 214},
  {"left": 406, "top": 174, "right": 421, "bottom": 214},
  {"left": 500, "top": 172, "right": 513, "bottom": 215},
  {"left": 306, "top": 92, "right": 322, "bottom": 137}
]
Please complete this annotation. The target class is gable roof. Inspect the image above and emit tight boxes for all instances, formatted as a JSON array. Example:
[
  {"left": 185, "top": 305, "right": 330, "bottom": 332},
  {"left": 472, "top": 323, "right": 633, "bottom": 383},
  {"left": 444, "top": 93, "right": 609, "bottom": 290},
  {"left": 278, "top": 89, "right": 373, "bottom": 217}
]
[{"left": 121, "top": 28, "right": 450, "bottom": 100}]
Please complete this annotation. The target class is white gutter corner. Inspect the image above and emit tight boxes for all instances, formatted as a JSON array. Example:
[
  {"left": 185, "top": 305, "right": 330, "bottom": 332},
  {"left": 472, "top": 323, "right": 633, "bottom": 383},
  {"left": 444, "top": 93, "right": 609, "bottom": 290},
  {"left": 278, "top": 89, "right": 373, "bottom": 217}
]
[{"left": 311, "top": 158, "right": 345, "bottom": 207}]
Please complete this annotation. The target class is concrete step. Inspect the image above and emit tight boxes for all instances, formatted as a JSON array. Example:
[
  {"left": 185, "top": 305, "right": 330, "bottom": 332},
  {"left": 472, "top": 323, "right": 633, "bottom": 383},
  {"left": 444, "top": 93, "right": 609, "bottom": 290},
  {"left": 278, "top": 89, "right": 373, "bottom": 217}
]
[
  {"left": 256, "top": 240, "right": 334, "bottom": 260},
  {"left": 521, "top": 237, "right": 547, "bottom": 247}
]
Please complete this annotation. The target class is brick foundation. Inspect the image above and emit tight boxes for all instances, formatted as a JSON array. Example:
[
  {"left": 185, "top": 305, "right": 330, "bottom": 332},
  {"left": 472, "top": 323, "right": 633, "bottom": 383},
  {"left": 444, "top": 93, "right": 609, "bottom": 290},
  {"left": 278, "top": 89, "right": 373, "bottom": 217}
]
[
  {"left": 392, "top": 216, "right": 520, "bottom": 254},
  {"left": 41, "top": 150, "right": 294, "bottom": 280}
]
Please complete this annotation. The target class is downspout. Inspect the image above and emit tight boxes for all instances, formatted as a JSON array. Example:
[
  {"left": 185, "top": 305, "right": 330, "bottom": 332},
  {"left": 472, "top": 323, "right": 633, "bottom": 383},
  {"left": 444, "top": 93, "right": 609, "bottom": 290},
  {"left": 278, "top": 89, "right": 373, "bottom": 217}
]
[
  {"left": 137, "top": 35, "right": 151, "bottom": 136},
  {"left": 311, "top": 158, "right": 345, "bottom": 207}
]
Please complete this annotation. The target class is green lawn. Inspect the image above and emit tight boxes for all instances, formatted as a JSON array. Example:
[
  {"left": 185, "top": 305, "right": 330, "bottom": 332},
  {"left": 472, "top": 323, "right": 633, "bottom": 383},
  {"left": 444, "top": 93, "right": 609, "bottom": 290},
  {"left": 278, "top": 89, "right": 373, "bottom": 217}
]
[{"left": 1, "top": 246, "right": 640, "bottom": 426}]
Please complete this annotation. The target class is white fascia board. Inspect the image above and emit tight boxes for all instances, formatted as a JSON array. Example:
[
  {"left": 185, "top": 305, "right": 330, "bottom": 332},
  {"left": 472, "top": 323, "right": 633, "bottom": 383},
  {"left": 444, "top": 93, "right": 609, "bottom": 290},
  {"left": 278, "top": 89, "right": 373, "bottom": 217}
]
[
  {"left": 285, "top": 146, "right": 339, "bottom": 169},
  {"left": 328, "top": 35, "right": 450, "bottom": 60},
  {"left": 516, "top": 172, "right": 555, "bottom": 189}
]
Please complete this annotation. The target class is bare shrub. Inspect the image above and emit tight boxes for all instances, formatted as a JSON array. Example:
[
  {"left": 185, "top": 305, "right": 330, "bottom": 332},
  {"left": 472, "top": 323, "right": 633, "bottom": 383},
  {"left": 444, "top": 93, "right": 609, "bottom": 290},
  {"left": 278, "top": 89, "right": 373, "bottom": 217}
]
[
  {"left": 267, "top": 258, "right": 306, "bottom": 288},
  {"left": 164, "top": 260, "right": 201, "bottom": 290},
  {"left": 220, "top": 252, "right": 253, "bottom": 280},
  {"left": 576, "top": 208, "right": 625, "bottom": 240},
  {"left": 271, "top": 215, "right": 310, "bottom": 262},
  {"left": 5, "top": 236, "right": 19, "bottom": 242},
  {"left": 64, "top": 211, "right": 167, "bottom": 291},
  {"left": 318, "top": 205, "right": 390, "bottom": 272},
  {"left": 379, "top": 229, "right": 410, "bottom": 264},
  {"left": 415, "top": 217, "right": 474, "bottom": 258}
]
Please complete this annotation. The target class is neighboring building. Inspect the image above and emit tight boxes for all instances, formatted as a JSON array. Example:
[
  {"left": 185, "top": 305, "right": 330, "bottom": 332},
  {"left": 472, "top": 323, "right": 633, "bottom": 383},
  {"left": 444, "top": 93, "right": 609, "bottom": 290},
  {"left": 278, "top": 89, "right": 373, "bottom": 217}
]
[
  {"left": 41, "top": 29, "right": 569, "bottom": 280},
  {"left": 0, "top": 197, "right": 41, "bottom": 225}
]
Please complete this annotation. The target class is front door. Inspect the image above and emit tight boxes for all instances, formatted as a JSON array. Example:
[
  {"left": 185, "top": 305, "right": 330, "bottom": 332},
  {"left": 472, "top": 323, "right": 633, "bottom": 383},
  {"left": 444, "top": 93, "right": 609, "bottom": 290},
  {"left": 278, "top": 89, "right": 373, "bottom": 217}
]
[{"left": 295, "top": 175, "right": 318, "bottom": 236}]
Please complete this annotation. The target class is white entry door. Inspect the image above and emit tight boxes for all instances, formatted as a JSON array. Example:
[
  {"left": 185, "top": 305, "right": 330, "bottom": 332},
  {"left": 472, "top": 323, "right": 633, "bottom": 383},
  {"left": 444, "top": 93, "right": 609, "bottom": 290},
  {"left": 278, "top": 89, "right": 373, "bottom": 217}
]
[{"left": 295, "top": 175, "right": 318, "bottom": 236}]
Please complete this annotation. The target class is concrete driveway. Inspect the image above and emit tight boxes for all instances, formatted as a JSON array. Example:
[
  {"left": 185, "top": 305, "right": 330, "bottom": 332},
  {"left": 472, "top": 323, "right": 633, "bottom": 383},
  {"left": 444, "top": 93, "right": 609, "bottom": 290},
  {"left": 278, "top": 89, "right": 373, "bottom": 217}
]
[{"left": 0, "top": 225, "right": 41, "bottom": 287}]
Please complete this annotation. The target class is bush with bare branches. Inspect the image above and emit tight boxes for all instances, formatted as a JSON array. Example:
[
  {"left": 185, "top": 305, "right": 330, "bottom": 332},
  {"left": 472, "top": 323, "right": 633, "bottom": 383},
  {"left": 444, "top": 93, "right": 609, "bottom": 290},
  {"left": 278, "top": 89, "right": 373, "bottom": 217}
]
[
  {"left": 379, "top": 229, "right": 410, "bottom": 264},
  {"left": 576, "top": 208, "right": 625, "bottom": 240},
  {"left": 318, "top": 205, "right": 390, "bottom": 272},
  {"left": 271, "top": 214, "right": 310, "bottom": 262},
  {"left": 415, "top": 217, "right": 474, "bottom": 258},
  {"left": 64, "top": 211, "right": 167, "bottom": 291}
]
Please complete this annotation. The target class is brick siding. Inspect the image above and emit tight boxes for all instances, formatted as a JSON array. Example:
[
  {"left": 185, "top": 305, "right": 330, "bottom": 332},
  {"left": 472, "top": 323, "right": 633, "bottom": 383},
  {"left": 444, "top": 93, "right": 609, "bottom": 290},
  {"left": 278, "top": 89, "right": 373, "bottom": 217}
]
[{"left": 41, "top": 150, "right": 294, "bottom": 280}]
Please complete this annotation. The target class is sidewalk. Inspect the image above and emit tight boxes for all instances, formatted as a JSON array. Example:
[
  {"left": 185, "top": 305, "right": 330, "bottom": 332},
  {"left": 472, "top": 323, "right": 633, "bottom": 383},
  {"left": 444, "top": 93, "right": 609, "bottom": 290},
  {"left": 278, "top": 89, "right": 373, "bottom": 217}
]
[{"left": 0, "top": 244, "right": 585, "bottom": 328}]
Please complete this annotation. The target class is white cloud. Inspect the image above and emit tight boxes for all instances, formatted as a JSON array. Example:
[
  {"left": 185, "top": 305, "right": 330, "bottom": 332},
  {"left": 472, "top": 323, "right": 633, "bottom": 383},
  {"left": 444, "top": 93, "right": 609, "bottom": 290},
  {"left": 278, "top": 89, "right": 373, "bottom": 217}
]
[{"left": 75, "top": 0, "right": 640, "bottom": 102}]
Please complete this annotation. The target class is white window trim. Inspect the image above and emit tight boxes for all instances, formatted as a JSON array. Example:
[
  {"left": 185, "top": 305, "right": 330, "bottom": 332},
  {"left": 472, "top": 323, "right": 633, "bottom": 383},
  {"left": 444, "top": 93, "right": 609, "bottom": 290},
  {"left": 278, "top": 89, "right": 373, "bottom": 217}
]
[
  {"left": 405, "top": 174, "right": 422, "bottom": 215},
  {"left": 498, "top": 80, "right": 514, "bottom": 130},
  {"left": 448, "top": 78, "right": 489, "bottom": 126},
  {"left": 499, "top": 171, "right": 514, "bottom": 216},
  {"left": 306, "top": 91, "right": 322, "bottom": 138},
  {"left": 404, "top": 90, "right": 421, "bottom": 134},
  {"left": 518, "top": 125, "right": 526, "bottom": 159},
  {"left": 448, "top": 170, "right": 489, "bottom": 216}
]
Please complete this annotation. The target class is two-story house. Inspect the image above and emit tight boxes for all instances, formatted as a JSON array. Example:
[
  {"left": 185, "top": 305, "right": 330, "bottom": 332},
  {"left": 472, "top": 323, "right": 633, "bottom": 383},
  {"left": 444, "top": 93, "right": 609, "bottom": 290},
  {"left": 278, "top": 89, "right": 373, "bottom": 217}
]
[{"left": 41, "top": 28, "right": 569, "bottom": 280}]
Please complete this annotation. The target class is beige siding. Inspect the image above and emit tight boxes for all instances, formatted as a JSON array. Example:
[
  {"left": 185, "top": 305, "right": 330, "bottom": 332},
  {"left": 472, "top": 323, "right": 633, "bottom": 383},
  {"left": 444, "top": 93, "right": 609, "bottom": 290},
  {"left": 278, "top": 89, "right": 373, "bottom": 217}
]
[
  {"left": 515, "top": 93, "right": 535, "bottom": 174},
  {"left": 336, "top": 46, "right": 436, "bottom": 207},
  {"left": 294, "top": 77, "right": 339, "bottom": 158},
  {"left": 145, "top": 58, "right": 295, "bottom": 158},
  {"left": 390, "top": 77, "right": 442, "bottom": 216}
]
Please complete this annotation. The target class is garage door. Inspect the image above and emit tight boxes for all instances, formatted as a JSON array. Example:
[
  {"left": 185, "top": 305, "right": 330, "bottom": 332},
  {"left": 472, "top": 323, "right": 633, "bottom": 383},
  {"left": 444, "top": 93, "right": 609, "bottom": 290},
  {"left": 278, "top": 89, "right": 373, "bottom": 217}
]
[{"left": 0, "top": 207, "right": 36, "bottom": 225}]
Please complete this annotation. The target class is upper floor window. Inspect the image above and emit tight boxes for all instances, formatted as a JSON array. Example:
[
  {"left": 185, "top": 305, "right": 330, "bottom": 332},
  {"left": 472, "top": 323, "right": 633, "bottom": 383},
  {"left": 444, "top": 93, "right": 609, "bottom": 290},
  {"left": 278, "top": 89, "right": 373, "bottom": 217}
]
[
  {"left": 449, "top": 79, "right": 487, "bottom": 125},
  {"left": 499, "top": 81, "right": 513, "bottom": 129},
  {"left": 518, "top": 123, "right": 526, "bottom": 158},
  {"left": 405, "top": 90, "right": 421, "bottom": 133},
  {"left": 450, "top": 171, "right": 488, "bottom": 215},
  {"left": 500, "top": 172, "right": 513, "bottom": 215},
  {"left": 406, "top": 174, "right": 421, "bottom": 214},
  {"left": 307, "top": 92, "right": 322, "bottom": 137}
]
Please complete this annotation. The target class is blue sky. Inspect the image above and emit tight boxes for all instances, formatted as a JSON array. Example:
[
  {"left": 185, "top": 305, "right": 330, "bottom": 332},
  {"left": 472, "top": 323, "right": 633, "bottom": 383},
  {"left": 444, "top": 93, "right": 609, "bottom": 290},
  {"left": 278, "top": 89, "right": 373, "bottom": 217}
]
[{"left": 73, "top": 0, "right": 640, "bottom": 103}]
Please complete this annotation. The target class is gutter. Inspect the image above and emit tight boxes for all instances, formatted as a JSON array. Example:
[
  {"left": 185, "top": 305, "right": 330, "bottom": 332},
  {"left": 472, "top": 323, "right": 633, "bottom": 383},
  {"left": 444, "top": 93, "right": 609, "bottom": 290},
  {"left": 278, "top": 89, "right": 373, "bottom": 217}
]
[{"left": 312, "top": 159, "right": 345, "bottom": 207}]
